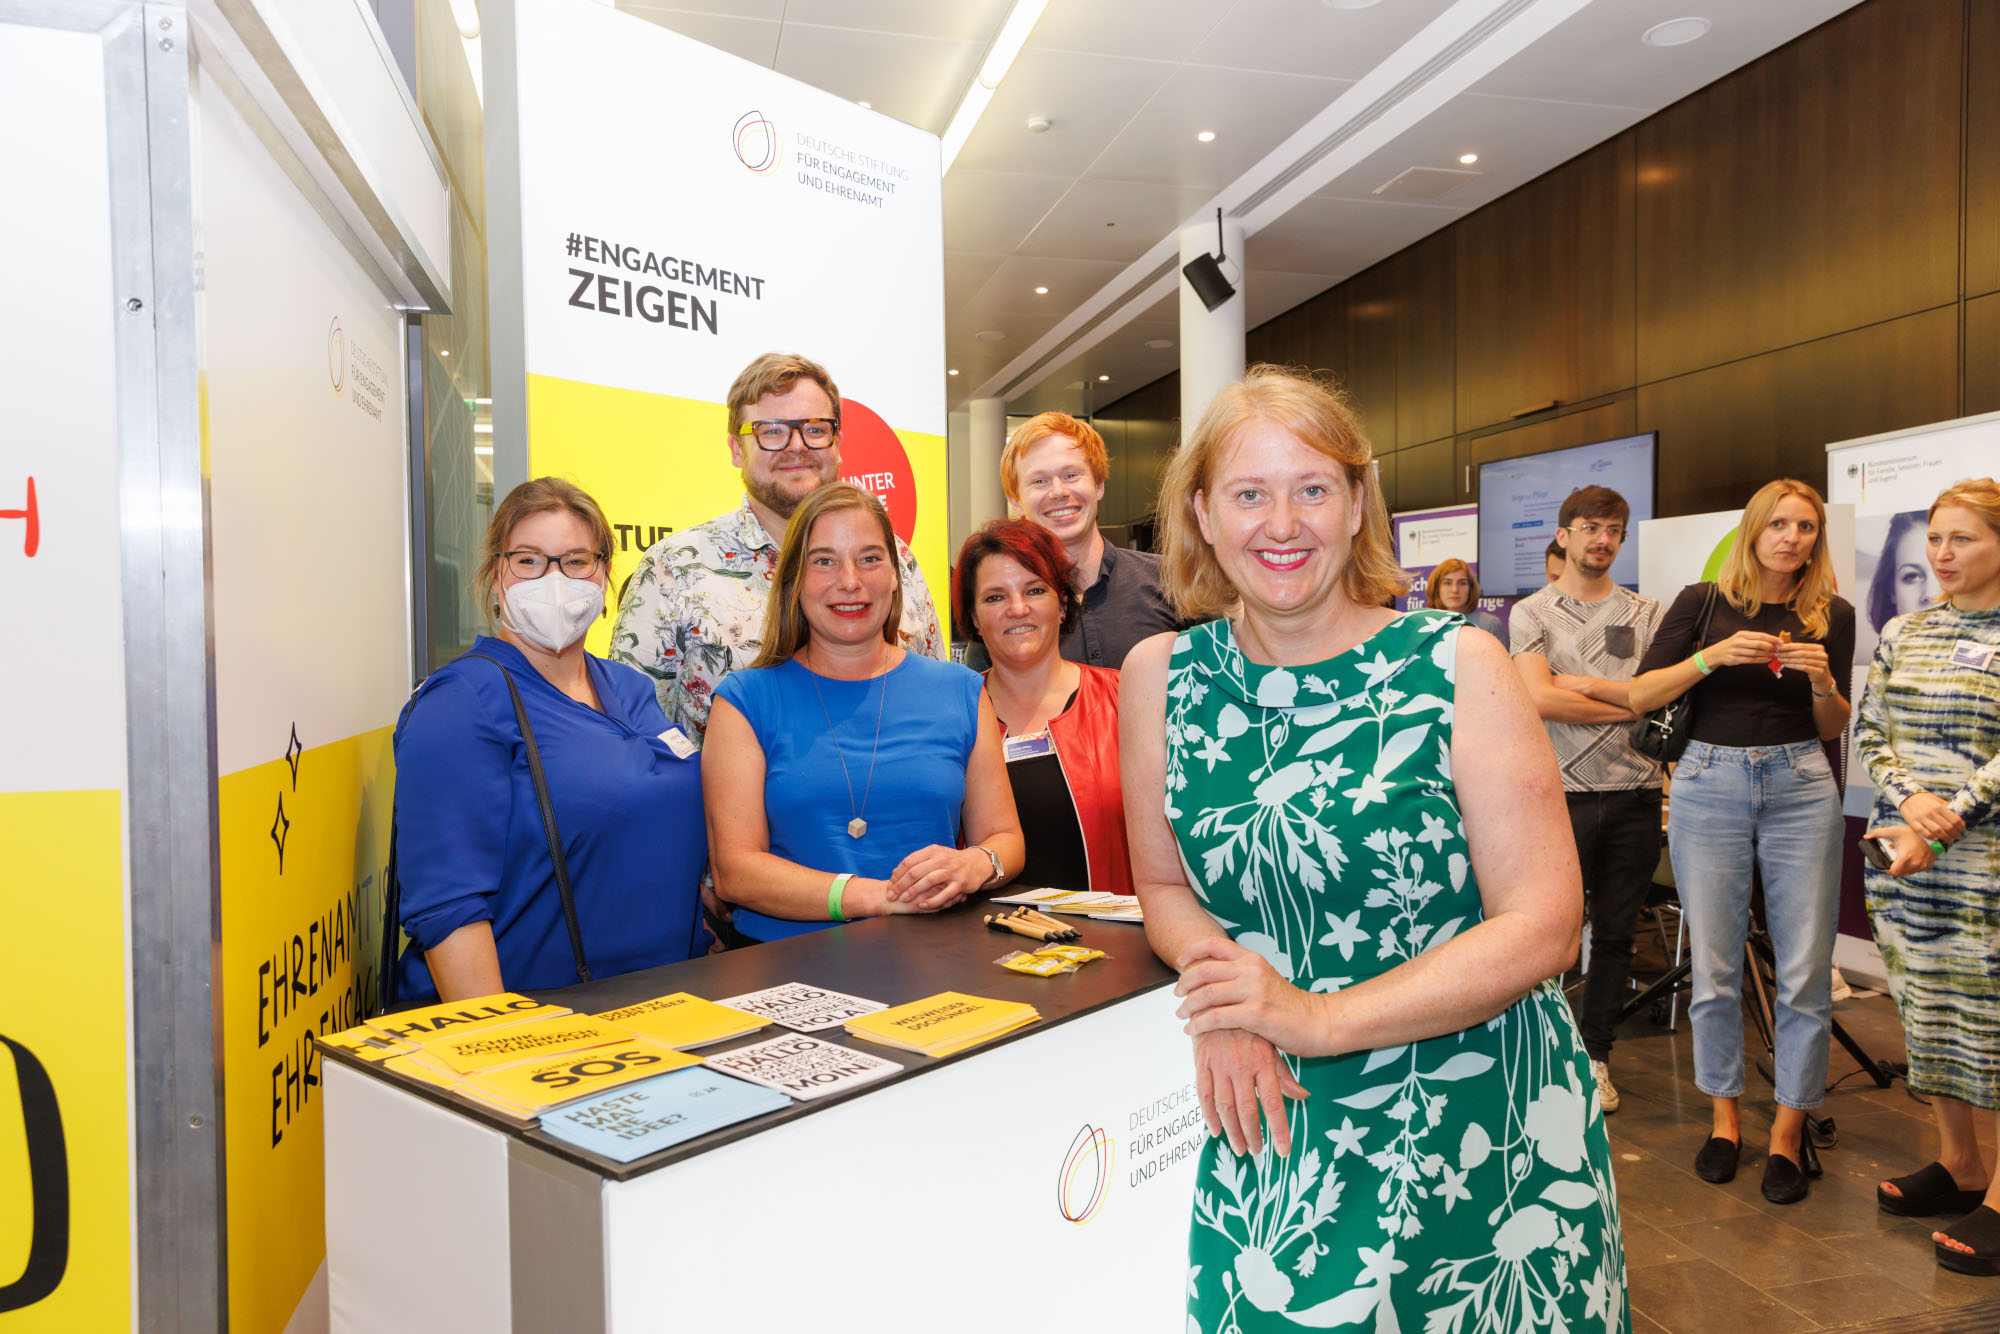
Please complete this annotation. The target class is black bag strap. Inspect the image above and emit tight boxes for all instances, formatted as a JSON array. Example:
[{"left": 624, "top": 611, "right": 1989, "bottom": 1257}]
[
  {"left": 375, "top": 653, "right": 592, "bottom": 1016},
  {"left": 1691, "top": 581, "right": 1722, "bottom": 658}
]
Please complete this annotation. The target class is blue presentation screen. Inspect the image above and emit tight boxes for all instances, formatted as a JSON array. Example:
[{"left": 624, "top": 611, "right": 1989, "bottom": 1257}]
[{"left": 1476, "top": 433, "right": 1655, "bottom": 596}]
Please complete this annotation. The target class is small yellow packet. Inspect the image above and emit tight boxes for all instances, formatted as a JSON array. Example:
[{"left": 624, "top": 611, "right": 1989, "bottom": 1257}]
[
  {"left": 1033, "top": 944, "right": 1107, "bottom": 966},
  {"left": 997, "top": 950, "right": 1075, "bottom": 977}
]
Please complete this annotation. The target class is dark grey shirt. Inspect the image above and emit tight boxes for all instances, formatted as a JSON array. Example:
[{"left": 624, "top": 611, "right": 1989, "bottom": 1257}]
[{"left": 964, "top": 538, "right": 1187, "bottom": 671}]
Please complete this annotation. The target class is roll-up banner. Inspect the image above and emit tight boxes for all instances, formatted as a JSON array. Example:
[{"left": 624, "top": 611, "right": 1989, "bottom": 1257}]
[
  {"left": 1391, "top": 503, "right": 1518, "bottom": 635},
  {"left": 1827, "top": 412, "right": 2000, "bottom": 819},
  {"left": 0, "top": 19, "right": 132, "bottom": 1328},
  {"left": 198, "top": 68, "right": 409, "bottom": 1334},
  {"left": 501, "top": 0, "right": 948, "bottom": 649}
]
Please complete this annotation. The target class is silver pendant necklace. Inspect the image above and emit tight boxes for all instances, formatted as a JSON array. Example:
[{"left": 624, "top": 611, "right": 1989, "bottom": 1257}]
[{"left": 806, "top": 645, "right": 890, "bottom": 838}]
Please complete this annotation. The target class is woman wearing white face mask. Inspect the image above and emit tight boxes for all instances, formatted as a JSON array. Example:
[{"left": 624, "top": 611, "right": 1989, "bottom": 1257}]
[{"left": 390, "top": 478, "right": 707, "bottom": 1003}]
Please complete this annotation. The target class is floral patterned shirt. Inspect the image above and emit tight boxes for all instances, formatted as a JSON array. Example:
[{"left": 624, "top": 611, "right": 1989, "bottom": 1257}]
[{"left": 607, "top": 497, "right": 945, "bottom": 745}]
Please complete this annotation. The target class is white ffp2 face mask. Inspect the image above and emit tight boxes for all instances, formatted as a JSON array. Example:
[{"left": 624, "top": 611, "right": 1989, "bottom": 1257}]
[{"left": 501, "top": 571, "right": 604, "bottom": 653}]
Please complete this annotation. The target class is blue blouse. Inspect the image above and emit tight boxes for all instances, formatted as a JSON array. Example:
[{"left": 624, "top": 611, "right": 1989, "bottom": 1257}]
[
  {"left": 392, "top": 636, "right": 706, "bottom": 1001},
  {"left": 714, "top": 652, "right": 983, "bottom": 943}
]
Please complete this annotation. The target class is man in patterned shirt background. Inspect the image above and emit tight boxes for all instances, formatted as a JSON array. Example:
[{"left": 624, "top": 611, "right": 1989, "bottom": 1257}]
[
  {"left": 1509, "top": 484, "right": 1665, "bottom": 1116},
  {"left": 608, "top": 351, "right": 945, "bottom": 745}
]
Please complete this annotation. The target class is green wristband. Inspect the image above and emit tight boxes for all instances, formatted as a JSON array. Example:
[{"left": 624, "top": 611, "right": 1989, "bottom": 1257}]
[
  {"left": 1693, "top": 651, "right": 1713, "bottom": 675},
  {"left": 1929, "top": 840, "right": 1946, "bottom": 856},
  {"left": 828, "top": 872, "right": 854, "bottom": 922}
]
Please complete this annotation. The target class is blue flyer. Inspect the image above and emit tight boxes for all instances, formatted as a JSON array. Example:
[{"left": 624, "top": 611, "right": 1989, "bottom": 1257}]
[{"left": 538, "top": 1066, "right": 790, "bottom": 1163}]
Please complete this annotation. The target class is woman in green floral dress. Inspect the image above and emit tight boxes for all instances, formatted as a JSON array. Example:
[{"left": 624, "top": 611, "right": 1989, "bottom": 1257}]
[{"left": 1121, "top": 367, "right": 1626, "bottom": 1333}]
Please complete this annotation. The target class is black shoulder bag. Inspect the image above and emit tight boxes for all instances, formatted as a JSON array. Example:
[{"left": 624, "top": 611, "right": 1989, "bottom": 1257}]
[
  {"left": 375, "top": 654, "right": 592, "bottom": 1016},
  {"left": 1631, "top": 582, "right": 1720, "bottom": 765}
]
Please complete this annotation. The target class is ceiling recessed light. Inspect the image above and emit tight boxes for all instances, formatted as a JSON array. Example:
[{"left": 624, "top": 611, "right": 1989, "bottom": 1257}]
[
  {"left": 948, "top": 369, "right": 959, "bottom": 376},
  {"left": 1195, "top": 130, "right": 1216, "bottom": 143},
  {"left": 1642, "top": 17, "right": 1711, "bottom": 47},
  {"left": 1144, "top": 338, "right": 1174, "bottom": 350},
  {"left": 1458, "top": 152, "right": 1479, "bottom": 165},
  {"left": 857, "top": 100, "right": 872, "bottom": 109},
  {"left": 1097, "top": 375, "right": 1111, "bottom": 382},
  {"left": 977, "top": 330, "right": 1006, "bottom": 341},
  {"left": 439, "top": 349, "right": 449, "bottom": 356},
  {"left": 1034, "top": 286, "right": 1048, "bottom": 295}
]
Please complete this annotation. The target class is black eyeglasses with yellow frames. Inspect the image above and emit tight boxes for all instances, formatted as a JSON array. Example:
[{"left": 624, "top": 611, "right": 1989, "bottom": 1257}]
[
  {"left": 736, "top": 417, "right": 839, "bottom": 451},
  {"left": 503, "top": 549, "right": 606, "bottom": 578}
]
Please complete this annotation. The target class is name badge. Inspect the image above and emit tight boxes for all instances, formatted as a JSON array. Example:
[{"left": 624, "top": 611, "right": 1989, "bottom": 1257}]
[
  {"left": 1950, "top": 639, "right": 1997, "bottom": 672},
  {"left": 657, "top": 726, "right": 698, "bottom": 759},
  {"left": 1004, "top": 732, "right": 1054, "bottom": 763}
]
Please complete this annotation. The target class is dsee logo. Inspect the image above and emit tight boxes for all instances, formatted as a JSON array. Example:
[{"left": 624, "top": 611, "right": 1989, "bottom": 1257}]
[
  {"left": 733, "top": 110, "right": 782, "bottom": 175},
  {"left": 1057, "top": 1123, "right": 1115, "bottom": 1225},
  {"left": 327, "top": 316, "right": 346, "bottom": 397}
]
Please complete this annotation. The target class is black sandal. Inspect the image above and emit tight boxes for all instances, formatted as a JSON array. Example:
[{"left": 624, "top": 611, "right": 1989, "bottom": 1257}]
[
  {"left": 1881, "top": 1162, "right": 1988, "bottom": 1217},
  {"left": 1935, "top": 1205, "right": 2000, "bottom": 1276}
]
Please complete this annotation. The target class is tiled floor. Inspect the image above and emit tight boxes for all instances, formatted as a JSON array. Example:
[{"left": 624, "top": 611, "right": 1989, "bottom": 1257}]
[{"left": 1598, "top": 935, "right": 1998, "bottom": 1333}]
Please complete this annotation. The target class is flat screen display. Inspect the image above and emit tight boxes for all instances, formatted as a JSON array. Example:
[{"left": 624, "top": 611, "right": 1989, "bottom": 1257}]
[{"left": 1476, "top": 433, "right": 1655, "bottom": 596}]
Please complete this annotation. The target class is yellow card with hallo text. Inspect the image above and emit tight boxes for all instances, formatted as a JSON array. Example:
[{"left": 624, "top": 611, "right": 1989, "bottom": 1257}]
[
  {"left": 364, "top": 992, "right": 570, "bottom": 1044},
  {"left": 465, "top": 1036, "right": 702, "bottom": 1111},
  {"left": 424, "top": 1014, "right": 639, "bottom": 1075},
  {"left": 598, "top": 992, "right": 769, "bottom": 1048}
]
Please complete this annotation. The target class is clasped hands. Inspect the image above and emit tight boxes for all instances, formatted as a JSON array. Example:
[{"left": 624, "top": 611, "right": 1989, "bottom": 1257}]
[
  {"left": 856, "top": 844, "right": 989, "bottom": 915},
  {"left": 1700, "top": 629, "right": 1836, "bottom": 692},
  {"left": 1866, "top": 791, "right": 1966, "bottom": 876},
  {"left": 1173, "top": 935, "right": 1328, "bottom": 1159}
]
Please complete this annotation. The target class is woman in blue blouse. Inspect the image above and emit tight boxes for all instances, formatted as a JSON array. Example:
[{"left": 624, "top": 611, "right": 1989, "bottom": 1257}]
[
  {"left": 393, "top": 478, "right": 706, "bottom": 1002},
  {"left": 703, "top": 484, "right": 1023, "bottom": 944}
]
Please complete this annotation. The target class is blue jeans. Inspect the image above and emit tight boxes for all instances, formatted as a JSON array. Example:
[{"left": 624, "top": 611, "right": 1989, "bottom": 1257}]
[{"left": 1667, "top": 739, "right": 1844, "bottom": 1109}]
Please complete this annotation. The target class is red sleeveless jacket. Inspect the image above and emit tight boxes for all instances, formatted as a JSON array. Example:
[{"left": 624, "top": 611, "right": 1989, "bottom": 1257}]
[{"left": 1045, "top": 663, "right": 1134, "bottom": 896}]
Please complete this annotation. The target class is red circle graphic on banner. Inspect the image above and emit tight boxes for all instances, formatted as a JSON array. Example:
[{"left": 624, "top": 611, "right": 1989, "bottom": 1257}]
[{"left": 836, "top": 398, "right": 917, "bottom": 545}]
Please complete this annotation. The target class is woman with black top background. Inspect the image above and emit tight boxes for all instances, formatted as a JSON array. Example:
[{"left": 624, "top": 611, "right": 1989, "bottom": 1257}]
[
  {"left": 1629, "top": 479, "right": 1856, "bottom": 1204},
  {"left": 954, "top": 519, "right": 1133, "bottom": 895}
]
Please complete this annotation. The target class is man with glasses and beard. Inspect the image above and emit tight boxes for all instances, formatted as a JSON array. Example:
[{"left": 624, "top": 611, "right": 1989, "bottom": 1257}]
[
  {"left": 1509, "top": 485, "right": 1664, "bottom": 1116},
  {"left": 609, "top": 352, "right": 944, "bottom": 746}
]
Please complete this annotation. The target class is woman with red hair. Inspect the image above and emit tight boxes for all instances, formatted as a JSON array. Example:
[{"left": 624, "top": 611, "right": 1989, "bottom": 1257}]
[{"left": 955, "top": 519, "right": 1132, "bottom": 894}]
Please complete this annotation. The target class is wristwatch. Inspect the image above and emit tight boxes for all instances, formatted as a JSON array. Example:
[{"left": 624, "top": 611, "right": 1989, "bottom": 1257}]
[{"left": 972, "top": 844, "right": 1004, "bottom": 888}]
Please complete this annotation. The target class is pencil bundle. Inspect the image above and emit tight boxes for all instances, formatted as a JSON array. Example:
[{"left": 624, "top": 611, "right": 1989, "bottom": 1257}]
[{"left": 983, "top": 907, "right": 1080, "bottom": 943}]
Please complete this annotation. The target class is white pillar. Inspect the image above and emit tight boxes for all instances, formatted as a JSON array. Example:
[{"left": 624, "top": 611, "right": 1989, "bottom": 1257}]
[
  {"left": 946, "top": 406, "right": 972, "bottom": 560},
  {"left": 1179, "top": 216, "right": 1246, "bottom": 430},
  {"left": 968, "top": 396, "right": 1008, "bottom": 529}
]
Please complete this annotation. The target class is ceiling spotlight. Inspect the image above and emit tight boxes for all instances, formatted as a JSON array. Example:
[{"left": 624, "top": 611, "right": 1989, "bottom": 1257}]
[
  {"left": 1144, "top": 338, "right": 1174, "bottom": 350},
  {"left": 1097, "top": 375, "right": 1111, "bottom": 382},
  {"left": 1458, "top": 152, "right": 1479, "bottom": 165},
  {"left": 977, "top": 330, "right": 1007, "bottom": 341},
  {"left": 1642, "top": 17, "right": 1711, "bottom": 47},
  {"left": 1034, "top": 286, "right": 1049, "bottom": 295},
  {"left": 1196, "top": 130, "right": 1217, "bottom": 143},
  {"left": 1182, "top": 208, "right": 1237, "bottom": 312},
  {"left": 948, "top": 369, "right": 959, "bottom": 376},
  {"left": 439, "top": 349, "right": 450, "bottom": 356}
]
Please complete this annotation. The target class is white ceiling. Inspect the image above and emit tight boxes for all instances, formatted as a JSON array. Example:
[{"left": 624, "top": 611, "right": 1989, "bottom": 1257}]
[{"left": 619, "top": 0, "right": 1861, "bottom": 417}]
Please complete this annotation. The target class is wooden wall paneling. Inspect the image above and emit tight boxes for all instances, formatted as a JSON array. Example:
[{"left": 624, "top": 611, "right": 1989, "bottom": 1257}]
[
  {"left": 1453, "top": 134, "right": 1636, "bottom": 434},
  {"left": 1635, "top": 0, "right": 1962, "bottom": 382},
  {"left": 1394, "top": 231, "right": 1455, "bottom": 448},
  {"left": 1310, "top": 280, "right": 1351, "bottom": 383},
  {"left": 1095, "top": 416, "right": 1130, "bottom": 527},
  {"left": 1968, "top": 0, "right": 2000, "bottom": 298},
  {"left": 1636, "top": 305, "right": 1959, "bottom": 517},
  {"left": 1129, "top": 417, "right": 1180, "bottom": 520},
  {"left": 1345, "top": 267, "right": 1400, "bottom": 450},
  {"left": 1964, "top": 292, "right": 2000, "bottom": 417},
  {"left": 1456, "top": 398, "right": 1638, "bottom": 504},
  {"left": 1393, "top": 438, "right": 1456, "bottom": 513}
]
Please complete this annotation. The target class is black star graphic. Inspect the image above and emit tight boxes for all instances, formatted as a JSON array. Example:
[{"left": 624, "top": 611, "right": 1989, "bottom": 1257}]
[
  {"left": 271, "top": 794, "right": 290, "bottom": 874},
  {"left": 283, "top": 723, "right": 303, "bottom": 790}
]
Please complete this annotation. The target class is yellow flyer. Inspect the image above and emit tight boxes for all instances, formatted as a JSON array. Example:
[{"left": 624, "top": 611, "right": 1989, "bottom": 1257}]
[
  {"left": 423, "top": 1014, "right": 638, "bottom": 1074},
  {"left": 466, "top": 1036, "right": 702, "bottom": 1110},
  {"left": 598, "top": 992, "right": 767, "bottom": 1048},
  {"left": 365, "top": 992, "right": 570, "bottom": 1043}
]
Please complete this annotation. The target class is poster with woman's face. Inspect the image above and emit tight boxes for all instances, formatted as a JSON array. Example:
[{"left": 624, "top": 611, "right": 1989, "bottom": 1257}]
[{"left": 1857, "top": 509, "right": 1941, "bottom": 634}]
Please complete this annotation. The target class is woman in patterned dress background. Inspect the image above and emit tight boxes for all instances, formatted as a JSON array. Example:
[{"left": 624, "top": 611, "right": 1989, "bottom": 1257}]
[
  {"left": 1857, "top": 477, "right": 2000, "bottom": 1274},
  {"left": 1121, "top": 366, "right": 1625, "bottom": 1333}
]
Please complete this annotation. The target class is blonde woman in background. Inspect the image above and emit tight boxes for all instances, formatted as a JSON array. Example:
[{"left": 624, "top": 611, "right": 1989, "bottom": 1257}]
[{"left": 1628, "top": 480, "right": 1854, "bottom": 1203}]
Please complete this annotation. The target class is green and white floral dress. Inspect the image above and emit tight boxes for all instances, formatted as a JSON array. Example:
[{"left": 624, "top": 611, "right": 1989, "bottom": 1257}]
[{"left": 1169, "top": 611, "right": 1625, "bottom": 1334}]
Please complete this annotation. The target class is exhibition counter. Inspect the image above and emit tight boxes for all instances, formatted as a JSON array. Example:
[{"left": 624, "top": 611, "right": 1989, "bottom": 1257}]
[{"left": 320, "top": 898, "right": 1207, "bottom": 1333}]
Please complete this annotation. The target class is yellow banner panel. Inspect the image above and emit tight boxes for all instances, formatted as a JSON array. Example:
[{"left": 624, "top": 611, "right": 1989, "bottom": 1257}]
[
  {"left": 0, "top": 789, "right": 129, "bottom": 1331},
  {"left": 218, "top": 727, "right": 393, "bottom": 1334},
  {"left": 526, "top": 372, "right": 953, "bottom": 653}
]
